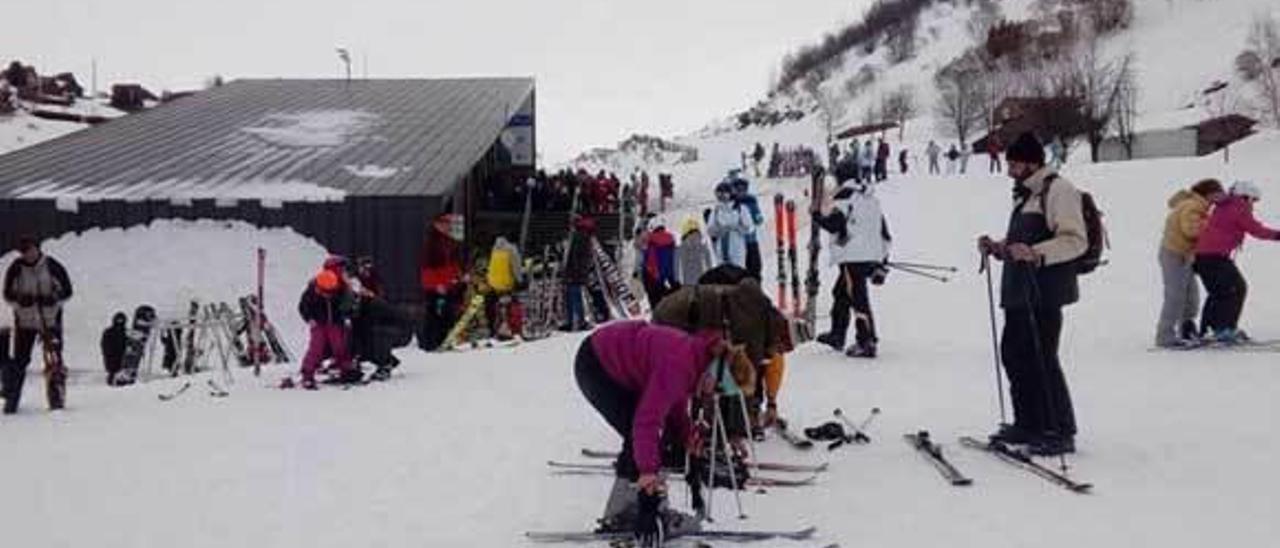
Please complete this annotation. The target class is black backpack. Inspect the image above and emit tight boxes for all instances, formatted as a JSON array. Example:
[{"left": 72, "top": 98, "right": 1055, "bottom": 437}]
[{"left": 1042, "top": 175, "right": 1107, "bottom": 275}]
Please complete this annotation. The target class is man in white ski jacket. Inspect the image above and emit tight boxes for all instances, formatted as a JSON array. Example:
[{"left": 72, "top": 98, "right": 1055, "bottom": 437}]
[{"left": 812, "top": 181, "right": 891, "bottom": 358}]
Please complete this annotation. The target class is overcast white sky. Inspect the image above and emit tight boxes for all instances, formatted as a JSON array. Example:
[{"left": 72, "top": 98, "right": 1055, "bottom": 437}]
[{"left": 10, "top": 0, "right": 869, "bottom": 163}]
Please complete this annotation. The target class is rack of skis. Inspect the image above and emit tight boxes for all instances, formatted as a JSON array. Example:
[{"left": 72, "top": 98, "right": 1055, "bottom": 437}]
[{"left": 108, "top": 296, "right": 292, "bottom": 386}]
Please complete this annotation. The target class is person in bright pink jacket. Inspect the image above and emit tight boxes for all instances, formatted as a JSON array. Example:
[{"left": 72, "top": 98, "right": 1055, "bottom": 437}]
[
  {"left": 575, "top": 320, "right": 750, "bottom": 536},
  {"left": 1192, "top": 181, "right": 1280, "bottom": 341}
]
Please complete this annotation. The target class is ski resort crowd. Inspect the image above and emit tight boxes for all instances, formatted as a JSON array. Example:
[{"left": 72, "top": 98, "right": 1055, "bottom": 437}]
[{"left": 484, "top": 168, "right": 676, "bottom": 217}]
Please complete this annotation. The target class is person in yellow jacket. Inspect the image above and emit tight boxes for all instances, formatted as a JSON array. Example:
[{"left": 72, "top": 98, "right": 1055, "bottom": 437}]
[
  {"left": 1156, "top": 179, "right": 1224, "bottom": 347},
  {"left": 485, "top": 236, "right": 525, "bottom": 340}
]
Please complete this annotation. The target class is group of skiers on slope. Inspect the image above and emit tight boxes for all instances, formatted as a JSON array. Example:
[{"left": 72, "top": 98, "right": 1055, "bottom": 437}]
[
  {"left": 292, "top": 255, "right": 401, "bottom": 390},
  {"left": 831, "top": 137, "right": 899, "bottom": 184},
  {"left": 1157, "top": 178, "right": 1280, "bottom": 348},
  {"left": 1, "top": 236, "right": 72, "bottom": 414}
]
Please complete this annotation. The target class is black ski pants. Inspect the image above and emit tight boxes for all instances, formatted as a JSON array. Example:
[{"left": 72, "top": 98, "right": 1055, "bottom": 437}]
[
  {"left": 1193, "top": 255, "right": 1247, "bottom": 333},
  {"left": 827, "top": 263, "right": 878, "bottom": 347},
  {"left": 1001, "top": 306, "right": 1077, "bottom": 438},
  {"left": 418, "top": 290, "right": 460, "bottom": 351},
  {"left": 2, "top": 326, "right": 58, "bottom": 412},
  {"left": 745, "top": 241, "right": 762, "bottom": 282},
  {"left": 574, "top": 337, "right": 640, "bottom": 480}
]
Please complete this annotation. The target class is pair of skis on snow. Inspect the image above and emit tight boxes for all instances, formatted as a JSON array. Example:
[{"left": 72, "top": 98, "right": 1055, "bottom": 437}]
[{"left": 905, "top": 431, "right": 1092, "bottom": 493}]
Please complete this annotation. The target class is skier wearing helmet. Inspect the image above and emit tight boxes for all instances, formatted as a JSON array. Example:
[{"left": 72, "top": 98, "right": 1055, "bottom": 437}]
[
  {"left": 297, "top": 263, "right": 358, "bottom": 389},
  {"left": 1192, "top": 181, "right": 1280, "bottom": 343}
]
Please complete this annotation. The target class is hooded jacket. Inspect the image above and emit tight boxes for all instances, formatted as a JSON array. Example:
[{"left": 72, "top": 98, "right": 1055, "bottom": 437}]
[
  {"left": 652, "top": 278, "right": 788, "bottom": 368},
  {"left": 1161, "top": 190, "right": 1212, "bottom": 258},
  {"left": 815, "top": 184, "right": 892, "bottom": 265},
  {"left": 1195, "top": 195, "right": 1280, "bottom": 257},
  {"left": 590, "top": 321, "right": 720, "bottom": 475},
  {"left": 676, "top": 231, "right": 715, "bottom": 285}
]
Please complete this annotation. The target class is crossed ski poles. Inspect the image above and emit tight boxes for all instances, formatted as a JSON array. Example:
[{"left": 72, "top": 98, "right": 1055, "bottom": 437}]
[
  {"left": 830, "top": 407, "right": 880, "bottom": 450},
  {"left": 885, "top": 261, "right": 956, "bottom": 283}
]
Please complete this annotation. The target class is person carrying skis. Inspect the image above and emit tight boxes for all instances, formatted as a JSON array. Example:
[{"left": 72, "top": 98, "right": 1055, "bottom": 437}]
[
  {"left": 574, "top": 319, "right": 751, "bottom": 540},
  {"left": 484, "top": 236, "right": 525, "bottom": 340},
  {"left": 730, "top": 174, "right": 765, "bottom": 280},
  {"left": 2, "top": 236, "right": 73, "bottom": 413},
  {"left": 675, "top": 217, "right": 715, "bottom": 285},
  {"left": 813, "top": 181, "right": 892, "bottom": 358},
  {"left": 706, "top": 182, "right": 753, "bottom": 269},
  {"left": 926, "top": 140, "right": 941, "bottom": 175},
  {"left": 418, "top": 213, "right": 465, "bottom": 351},
  {"left": 1155, "top": 179, "right": 1224, "bottom": 347},
  {"left": 100, "top": 312, "right": 128, "bottom": 386},
  {"left": 641, "top": 220, "right": 678, "bottom": 309},
  {"left": 1192, "top": 181, "right": 1280, "bottom": 342},
  {"left": 977, "top": 132, "right": 1086, "bottom": 456},
  {"left": 297, "top": 259, "right": 358, "bottom": 389}
]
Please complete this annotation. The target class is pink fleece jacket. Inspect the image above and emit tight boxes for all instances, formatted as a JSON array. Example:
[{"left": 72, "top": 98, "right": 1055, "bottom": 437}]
[
  {"left": 1195, "top": 196, "right": 1280, "bottom": 257},
  {"left": 590, "top": 320, "right": 720, "bottom": 474}
]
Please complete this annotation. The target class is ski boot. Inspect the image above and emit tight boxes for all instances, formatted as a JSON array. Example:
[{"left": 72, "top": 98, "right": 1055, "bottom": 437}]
[
  {"left": 369, "top": 366, "right": 392, "bottom": 382},
  {"left": 300, "top": 377, "right": 319, "bottom": 391},
  {"left": 844, "top": 341, "right": 877, "bottom": 359},
  {"left": 988, "top": 423, "right": 1038, "bottom": 445},
  {"left": 815, "top": 332, "right": 843, "bottom": 351},
  {"left": 596, "top": 477, "right": 641, "bottom": 533},
  {"left": 1028, "top": 434, "right": 1076, "bottom": 456}
]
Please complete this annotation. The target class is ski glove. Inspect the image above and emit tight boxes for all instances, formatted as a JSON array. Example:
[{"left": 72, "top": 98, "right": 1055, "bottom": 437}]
[{"left": 634, "top": 490, "right": 666, "bottom": 547}]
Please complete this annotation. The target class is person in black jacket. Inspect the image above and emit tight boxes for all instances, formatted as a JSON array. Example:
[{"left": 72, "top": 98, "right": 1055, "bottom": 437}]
[
  {"left": 100, "top": 312, "right": 128, "bottom": 385},
  {"left": 978, "top": 133, "right": 1087, "bottom": 456},
  {"left": 2, "top": 236, "right": 73, "bottom": 413},
  {"left": 297, "top": 260, "right": 357, "bottom": 390},
  {"left": 561, "top": 216, "right": 598, "bottom": 331}
]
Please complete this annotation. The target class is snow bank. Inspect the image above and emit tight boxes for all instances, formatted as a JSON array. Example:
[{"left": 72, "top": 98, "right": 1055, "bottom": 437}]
[{"left": 0, "top": 219, "right": 329, "bottom": 376}]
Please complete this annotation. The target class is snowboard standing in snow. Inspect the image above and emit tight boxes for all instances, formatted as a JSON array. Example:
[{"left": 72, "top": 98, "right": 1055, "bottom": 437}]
[
  {"left": 905, "top": 431, "right": 972, "bottom": 486},
  {"left": 115, "top": 305, "right": 157, "bottom": 385},
  {"left": 589, "top": 237, "right": 643, "bottom": 318},
  {"left": 959, "top": 436, "right": 1092, "bottom": 493}
]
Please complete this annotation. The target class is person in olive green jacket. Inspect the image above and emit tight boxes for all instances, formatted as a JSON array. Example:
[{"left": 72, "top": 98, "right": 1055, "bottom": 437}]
[{"left": 1156, "top": 179, "right": 1224, "bottom": 347}]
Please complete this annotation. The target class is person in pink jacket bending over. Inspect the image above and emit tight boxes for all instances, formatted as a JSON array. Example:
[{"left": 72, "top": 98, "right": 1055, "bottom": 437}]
[
  {"left": 575, "top": 320, "right": 752, "bottom": 544},
  {"left": 1192, "top": 181, "right": 1280, "bottom": 342}
]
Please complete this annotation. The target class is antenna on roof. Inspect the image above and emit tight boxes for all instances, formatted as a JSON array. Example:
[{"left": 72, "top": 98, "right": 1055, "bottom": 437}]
[{"left": 336, "top": 48, "right": 352, "bottom": 84}]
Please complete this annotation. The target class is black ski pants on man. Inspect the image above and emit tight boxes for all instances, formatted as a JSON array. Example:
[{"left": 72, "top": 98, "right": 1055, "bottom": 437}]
[
  {"left": 1193, "top": 255, "right": 1247, "bottom": 333},
  {"left": 574, "top": 338, "right": 641, "bottom": 480},
  {"left": 827, "top": 263, "right": 878, "bottom": 347},
  {"left": 1001, "top": 307, "right": 1076, "bottom": 438},
  {"left": 2, "top": 327, "right": 57, "bottom": 413}
]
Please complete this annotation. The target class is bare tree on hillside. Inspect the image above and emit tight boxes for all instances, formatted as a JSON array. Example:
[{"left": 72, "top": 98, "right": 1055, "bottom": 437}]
[
  {"left": 1111, "top": 55, "right": 1139, "bottom": 159},
  {"left": 1051, "top": 41, "right": 1132, "bottom": 161},
  {"left": 1245, "top": 14, "right": 1280, "bottom": 127},
  {"left": 803, "top": 74, "right": 848, "bottom": 145},
  {"left": 881, "top": 85, "right": 918, "bottom": 141},
  {"left": 934, "top": 55, "right": 989, "bottom": 149}
]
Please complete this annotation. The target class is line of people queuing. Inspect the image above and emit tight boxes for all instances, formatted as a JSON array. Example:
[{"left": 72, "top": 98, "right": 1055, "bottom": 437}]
[{"left": 831, "top": 136, "right": 898, "bottom": 184}]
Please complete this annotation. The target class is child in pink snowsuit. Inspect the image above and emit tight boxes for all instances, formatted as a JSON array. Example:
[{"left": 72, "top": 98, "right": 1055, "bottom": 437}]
[{"left": 298, "top": 265, "right": 355, "bottom": 389}]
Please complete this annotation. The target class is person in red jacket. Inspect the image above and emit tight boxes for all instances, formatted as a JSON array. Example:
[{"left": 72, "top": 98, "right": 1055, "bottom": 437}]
[
  {"left": 1192, "top": 181, "right": 1280, "bottom": 342},
  {"left": 418, "top": 214, "right": 465, "bottom": 351},
  {"left": 575, "top": 320, "right": 752, "bottom": 540}
]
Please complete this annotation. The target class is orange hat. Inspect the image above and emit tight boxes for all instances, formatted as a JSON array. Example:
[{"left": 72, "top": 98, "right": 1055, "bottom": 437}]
[{"left": 315, "top": 270, "right": 341, "bottom": 294}]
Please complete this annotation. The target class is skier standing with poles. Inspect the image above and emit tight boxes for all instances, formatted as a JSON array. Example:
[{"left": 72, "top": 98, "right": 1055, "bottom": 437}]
[
  {"left": 2, "top": 236, "right": 73, "bottom": 413},
  {"left": 977, "top": 133, "right": 1086, "bottom": 456},
  {"left": 812, "top": 180, "right": 892, "bottom": 358}
]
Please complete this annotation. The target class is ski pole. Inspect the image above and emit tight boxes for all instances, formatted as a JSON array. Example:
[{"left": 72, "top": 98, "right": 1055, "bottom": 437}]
[
  {"left": 886, "top": 263, "right": 950, "bottom": 283},
  {"left": 887, "top": 261, "right": 958, "bottom": 272},
  {"left": 833, "top": 407, "right": 880, "bottom": 443},
  {"left": 712, "top": 393, "right": 747, "bottom": 520},
  {"left": 1021, "top": 265, "right": 1071, "bottom": 475},
  {"left": 982, "top": 254, "right": 1008, "bottom": 425}
]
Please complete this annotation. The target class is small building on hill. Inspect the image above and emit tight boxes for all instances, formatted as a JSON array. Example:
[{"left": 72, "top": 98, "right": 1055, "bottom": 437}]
[
  {"left": 1097, "top": 114, "right": 1257, "bottom": 162},
  {"left": 0, "top": 78, "right": 548, "bottom": 308}
]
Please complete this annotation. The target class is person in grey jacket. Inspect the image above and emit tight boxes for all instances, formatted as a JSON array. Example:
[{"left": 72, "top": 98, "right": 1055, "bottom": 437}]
[
  {"left": 675, "top": 217, "right": 715, "bottom": 285},
  {"left": 3, "top": 236, "right": 73, "bottom": 413}
]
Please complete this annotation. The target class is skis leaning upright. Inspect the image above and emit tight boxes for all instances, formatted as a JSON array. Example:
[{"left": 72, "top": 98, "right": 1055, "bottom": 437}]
[
  {"left": 773, "top": 194, "right": 788, "bottom": 311},
  {"left": 958, "top": 436, "right": 1093, "bottom": 493},
  {"left": 785, "top": 200, "right": 802, "bottom": 318},
  {"left": 804, "top": 170, "right": 825, "bottom": 332},
  {"left": 905, "top": 431, "right": 972, "bottom": 486}
]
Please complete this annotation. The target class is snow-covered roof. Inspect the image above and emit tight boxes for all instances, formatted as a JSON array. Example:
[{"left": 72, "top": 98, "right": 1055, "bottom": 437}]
[{"left": 0, "top": 78, "right": 535, "bottom": 199}]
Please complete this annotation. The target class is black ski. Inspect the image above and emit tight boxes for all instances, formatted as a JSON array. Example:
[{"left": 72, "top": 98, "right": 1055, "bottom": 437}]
[
  {"left": 773, "top": 417, "right": 815, "bottom": 450},
  {"left": 578, "top": 448, "right": 826, "bottom": 473},
  {"left": 958, "top": 436, "right": 1093, "bottom": 493},
  {"left": 158, "top": 381, "right": 192, "bottom": 401},
  {"left": 905, "top": 431, "right": 972, "bottom": 486},
  {"left": 804, "top": 170, "right": 824, "bottom": 334},
  {"left": 526, "top": 526, "right": 817, "bottom": 544},
  {"left": 547, "top": 463, "right": 817, "bottom": 488}
]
